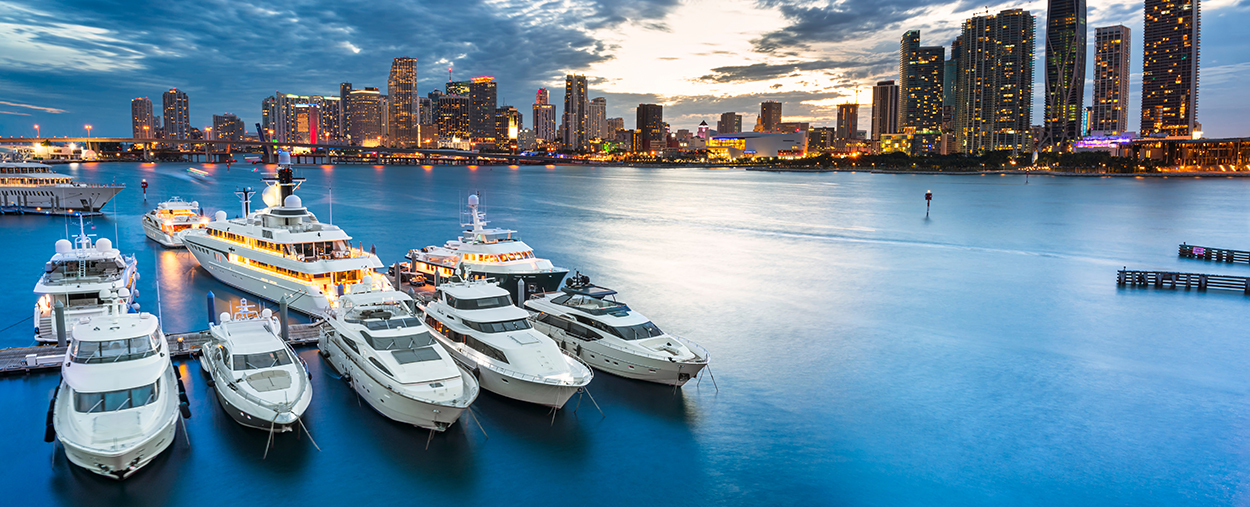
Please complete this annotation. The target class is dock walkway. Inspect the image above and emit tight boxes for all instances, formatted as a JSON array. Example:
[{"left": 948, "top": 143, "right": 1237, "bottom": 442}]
[
  {"left": 1179, "top": 243, "right": 1250, "bottom": 265},
  {"left": 1117, "top": 269, "right": 1250, "bottom": 294}
]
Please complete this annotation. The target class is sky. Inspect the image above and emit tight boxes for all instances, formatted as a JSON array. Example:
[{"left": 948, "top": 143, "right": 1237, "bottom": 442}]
[{"left": 1, "top": 0, "right": 1248, "bottom": 139}]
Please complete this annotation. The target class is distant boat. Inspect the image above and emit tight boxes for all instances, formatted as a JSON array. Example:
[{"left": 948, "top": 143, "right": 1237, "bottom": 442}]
[
  {"left": 187, "top": 167, "right": 211, "bottom": 181},
  {"left": 0, "top": 160, "right": 123, "bottom": 215}
]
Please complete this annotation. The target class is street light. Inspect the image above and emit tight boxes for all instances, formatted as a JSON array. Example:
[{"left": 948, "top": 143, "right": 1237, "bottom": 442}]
[
  {"left": 34, "top": 124, "right": 40, "bottom": 138},
  {"left": 84, "top": 125, "right": 92, "bottom": 153}
]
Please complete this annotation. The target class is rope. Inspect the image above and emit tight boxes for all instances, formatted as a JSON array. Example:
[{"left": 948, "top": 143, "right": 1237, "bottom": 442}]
[{"left": 0, "top": 314, "right": 32, "bottom": 335}]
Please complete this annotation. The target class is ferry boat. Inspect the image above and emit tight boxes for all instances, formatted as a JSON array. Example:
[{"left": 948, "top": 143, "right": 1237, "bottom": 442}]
[
  {"left": 141, "top": 197, "right": 206, "bottom": 248},
  {"left": 525, "top": 273, "right": 709, "bottom": 386},
  {"left": 33, "top": 217, "right": 138, "bottom": 343},
  {"left": 51, "top": 289, "right": 180, "bottom": 480},
  {"left": 319, "top": 280, "right": 479, "bottom": 431},
  {"left": 0, "top": 160, "right": 123, "bottom": 215},
  {"left": 420, "top": 278, "right": 592, "bottom": 408},
  {"left": 201, "top": 300, "right": 312, "bottom": 433},
  {"left": 405, "top": 194, "right": 567, "bottom": 303},
  {"left": 181, "top": 153, "right": 391, "bottom": 316}
]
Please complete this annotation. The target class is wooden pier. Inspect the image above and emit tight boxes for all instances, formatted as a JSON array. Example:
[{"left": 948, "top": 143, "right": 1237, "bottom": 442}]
[
  {"left": 1117, "top": 269, "right": 1250, "bottom": 294},
  {"left": 0, "top": 321, "right": 323, "bottom": 377},
  {"left": 1179, "top": 243, "right": 1250, "bottom": 264}
]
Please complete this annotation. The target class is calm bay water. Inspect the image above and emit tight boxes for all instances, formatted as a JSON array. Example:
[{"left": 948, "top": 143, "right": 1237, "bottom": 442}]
[{"left": 3, "top": 162, "right": 1250, "bottom": 506}]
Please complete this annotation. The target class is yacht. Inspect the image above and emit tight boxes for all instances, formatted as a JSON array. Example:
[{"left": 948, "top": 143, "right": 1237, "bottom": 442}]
[
  {"left": 420, "top": 278, "right": 592, "bottom": 408},
  {"left": 181, "top": 153, "right": 391, "bottom": 316},
  {"left": 405, "top": 194, "right": 567, "bottom": 302},
  {"left": 525, "top": 273, "right": 709, "bottom": 386},
  {"left": 320, "top": 279, "right": 479, "bottom": 431},
  {"left": 51, "top": 289, "right": 180, "bottom": 480},
  {"left": 142, "top": 197, "right": 206, "bottom": 248},
  {"left": 33, "top": 218, "right": 138, "bottom": 343},
  {"left": 0, "top": 160, "right": 124, "bottom": 215},
  {"left": 200, "top": 300, "right": 312, "bottom": 432}
]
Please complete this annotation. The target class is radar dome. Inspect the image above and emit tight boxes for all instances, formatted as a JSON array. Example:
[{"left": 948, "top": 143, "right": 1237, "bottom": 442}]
[
  {"left": 191, "top": 201, "right": 199, "bottom": 209},
  {"left": 467, "top": 194, "right": 479, "bottom": 207},
  {"left": 54, "top": 239, "right": 71, "bottom": 254},
  {"left": 117, "top": 287, "right": 130, "bottom": 300},
  {"left": 261, "top": 308, "right": 273, "bottom": 319},
  {"left": 278, "top": 151, "right": 292, "bottom": 165},
  {"left": 219, "top": 312, "right": 231, "bottom": 323},
  {"left": 95, "top": 238, "right": 112, "bottom": 251},
  {"left": 362, "top": 275, "right": 374, "bottom": 288},
  {"left": 214, "top": 210, "right": 227, "bottom": 222},
  {"left": 284, "top": 194, "right": 303, "bottom": 208}
]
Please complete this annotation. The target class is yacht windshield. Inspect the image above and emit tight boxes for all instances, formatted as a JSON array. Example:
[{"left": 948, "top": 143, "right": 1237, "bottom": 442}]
[
  {"left": 74, "top": 380, "right": 159, "bottom": 413},
  {"left": 613, "top": 321, "right": 665, "bottom": 340},
  {"left": 463, "top": 318, "right": 532, "bottom": 333},
  {"left": 232, "top": 349, "right": 293, "bottom": 370},
  {"left": 446, "top": 294, "right": 512, "bottom": 310},
  {"left": 362, "top": 316, "right": 423, "bottom": 330},
  {"left": 71, "top": 332, "right": 160, "bottom": 364},
  {"left": 362, "top": 330, "right": 434, "bottom": 350}
]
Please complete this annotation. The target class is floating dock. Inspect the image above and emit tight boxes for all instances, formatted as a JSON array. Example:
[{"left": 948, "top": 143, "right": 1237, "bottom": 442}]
[
  {"left": 1179, "top": 243, "right": 1250, "bottom": 265},
  {"left": 1117, "top": 269, "right": 1250, "bottom": 294}
]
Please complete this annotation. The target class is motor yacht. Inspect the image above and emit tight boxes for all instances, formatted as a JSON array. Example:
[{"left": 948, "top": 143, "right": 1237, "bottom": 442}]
[
  {"left": 0, "top": 160, "right": 123, "bottom": 215},
  {"left": 421, "top": 278, "right": 592, "bottom": 408},
  {"left": 320, "top": 279, "right": 479, "bottom": 431},
  {"left": 33, "top": 217, "right": 138, "bottom": 343},
  {"left": 525, "top": 273, "right": 709, "bottom": 386},
  {"left": 405, "top": 194, "right": 567, "bottom": 302},
  {"left": 142, "top": 197, "right": 206, "bottom": 248},
  {"left": 51, "top": 289, "right": 180, "bottom": 480},
  {"left": 200, "top": 299, "right": 312, "bottom": 433}
]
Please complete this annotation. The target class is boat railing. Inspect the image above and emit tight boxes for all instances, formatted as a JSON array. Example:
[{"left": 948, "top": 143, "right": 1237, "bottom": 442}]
[
  {"left": 323, "top": 327, "right": 475, "bottom": 408},
  {"left": 669, "top": 334, "right": 711, "bottom": 363},
  {"left": 220, "top": 353, "right": 309, "bottom": 415},
  {"left": 535, "top": 317, "right": 709, "bottom": 364}
]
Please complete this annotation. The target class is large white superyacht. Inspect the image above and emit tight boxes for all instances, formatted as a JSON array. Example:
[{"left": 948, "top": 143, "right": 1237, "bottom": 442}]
[
  {"left": 33, "top": 218, "right": 138, "bottom": 343},
  {"left": 182, "top": 154, "right": 391, "bottom": 316},
  {"left": 141, "top": 197, "right": 206, "bottom": 248},
  {"left": 0, "top": 160, "right": 123, "bottom": 215}
]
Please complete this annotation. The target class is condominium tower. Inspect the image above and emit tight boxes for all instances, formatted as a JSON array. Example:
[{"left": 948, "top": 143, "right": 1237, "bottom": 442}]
[
  {"left": 1043, "top": 0, "right": 1087, "bottom": 146},
  {"left": 871, "top": 80, "right": 899, "bottom": 140},
  {"left": 717, "top": 112, "right": 742, "bottom": 134},
  {"left": 533, "top": 88, "right": 557, "bottom": 143},
  {"left": 387, "top": 57, "right": 417, "bottom": 146},
  {"left": 1141, "top": 0, "right": 1200, "bottom": 136},
  {"left": 760, "top": 101, "right": 782, "bottom": 132},
  {"left": 162, "top": 88, "right": 189, "bottom": 141},
  {"left": 563, "top": 75, "right": 589, "bottom": 149},
  {"left": 952, "top": 9, "right": 1035, "bottom": 153},
  {"left": 899, "top": 31, "right": 944, "bottom": 131},
  {"left": 1091, "top": 26, "right": 1131, "bottom": 134},
  {"left": 131, "top": 97, "right": 156, "bottom": 139}
]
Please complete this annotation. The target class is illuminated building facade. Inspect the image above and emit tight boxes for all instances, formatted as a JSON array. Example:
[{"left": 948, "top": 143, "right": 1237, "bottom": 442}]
[
  {"left": 607, "top": 117, "right": 624, "bottom": 135},
  {"left": 1043, "top": 0, "right": 1087, "bottom": 147},
  {"left": 437, "top": 94, "right": 471, "bottom": 139},
  {"left": 1091, "top": 26, "right": 1131, "bottom": 135},
  {"left": 718, "top": 112, "right": 742, "bottom": 134},
  {"left": 1141, "top": 0, "right": 1200, "bottom": 137},
  {"left": 837, "top": 103, "right": 859, "bottom": 140},
  {"left": 952, "top": 9, "right": 1035, "bottom": 153},
  {"left": 533, "top": 88, "right": 557, "bottom": 143},
  {"left": 707, "top": 132, "right": 808, "bottom": 159},
  {"left": 131, "top": 97, "right": 155, "bottom": 139},
  {"left": 212, "top": 113, "right": 244, "bottom": 141},
  {"left": 494, "top": 106, "right": 522, "bottom": 151},
  {"left": 871, "top": 80, "right": 899, "bottom": 140},
  {"left": 162, "top": 88, "right": 190, "bottom": 145},
  {"left": 899, "top": 31, "right": 944, "bottom": 131},
  {"left": 388, "top": 57, "right": 418, "bottom": 146},
  {"left": 760, "top": 101, "right": 782, "bottom": 132},
  {"left": 589, "top": 97, "right": 607, "bottom": 140},
  {"left": 469, "top": 77, "right": 498, "bottom": 140},
  {"left": 563, "top": 75, "right": 589, "bottom": 149},
  {"left": 346, "top": 87, "right": 384, "bottom": 146},
  {"left": 636, "top": 103, "right": 663, "bottom": 152}
]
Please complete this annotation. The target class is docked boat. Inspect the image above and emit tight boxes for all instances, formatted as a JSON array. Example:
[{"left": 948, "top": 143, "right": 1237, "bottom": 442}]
[
  {"left": 51, "top": 289, "right": 180, "bottom": 480},
  {"left": 0, "top": 160, "right": 124, "bottom": 215},
  {"left": 181, "top": 153, "right": 391, "bottom": 316},
  {"left": 420, "top": 278, "right": 592, "bottom": 408},
  {"left": 525, "top": 273, "right": 709, "bottom": 386},
  {"left": 320, "top": 279, "right": 479, "bottom": 431},
  {"left": 141, "top": 197, "right": 206, "bottom": 248},
  {"left": 405, "top": 194, "right": 567, "bottom": 302},
  {"left": 33, "top": 218, "right": 138, "bottom": 343},
  {"left": 200, "top": 300, "right": 312, "bottom": 432}
]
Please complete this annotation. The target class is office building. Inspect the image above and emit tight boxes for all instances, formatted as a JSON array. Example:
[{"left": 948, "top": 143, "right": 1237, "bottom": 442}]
[
  {"left": 162, "top": 88, "right": 189, "bottom": 143},
  {"left": 871, "top": 80, "right": 900, "bottom": 141},
  {"left": 760, "top": 101, "right": 782, "bottom": 132},
  {"left": 899, "top": 31, "right": 945, "bottom": 131},
  {"left": 533, "top": 88, "right": 557, "bottom": 143},
  {"left": 494, "top": 106, "right": 522, "bottom": 150},
  {"left": 1092, "top": 26, "right": 1131, "bottom": 134},
  {"left": 437, "top": 94, "right": 471, "bottom": 139},
  {"left": 212, "top": 113, "right": 244, "bottom": 141},
  {"left": 836, "top": 104, "right": 859, "bottom": 140},
  {"left": 131, "top": 97, "right": 155, "bottom": 139},
  {"left": 1043, "top": 0, "right": 1087, "bottom": 147},
  {"left": 589, "top": 97, "right": 607, "bottom": 140},
  {"left": 636, "top": 103, "right": 664, "bottom": 152},
  {"left": 952, "top": 9, "right": 1036, "bottom": 153},
  {"left": 1141, "top": 0, "right": 1200, "bottom": 137},
  {"left": 607, "top": 117, "right": 624, "bottom": 134},
  {"left": 346, "top": 87, "right": 384, "bottom": 146},
  {"left": 718, "top": 112, "right": 742, "bottom": 134},
  {"left": 387, "top": 57, "right": 418, "bottom": 146},
  {"left": 469, "top": 77, "right": 498, "bottom": 140},
  {"left": 563, "top": 75, "right": 589, "bottom": 149}
]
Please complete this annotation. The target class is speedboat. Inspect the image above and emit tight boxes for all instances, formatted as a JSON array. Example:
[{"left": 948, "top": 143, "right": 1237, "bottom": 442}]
[
  {"left": 33, "top": 217, "right": 138, "bottom": 343},
  {"left": 51, "top": 289, "right": 180, "bottom": 480},
  {"left": 405, "top": 194, "right": 567, "bottom": 302},
  {"left": 320, "top": 279, "right": 479, "bottom": 431},
  {"left": 200, "top": 299, "right": 312, "bottom": 433},
  {"left": 525, "top": 273, "right": 709, "bottom": 386},
  {"left": 420, "top": 278, "right": 592, "bottom": 408},
  {"left": 141, "top": 197, "right": 206, "bottom": 248}
]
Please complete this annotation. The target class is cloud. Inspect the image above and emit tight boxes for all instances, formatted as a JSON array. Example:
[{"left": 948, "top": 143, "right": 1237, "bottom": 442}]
[
  {"left": 0, "top": 100, "right": 67, "bottom": 113},
  {"left": 698, "top": 59, "right": 894, "bottom": 83},
  {"left": 0, "top": 110, "right": 32, "bottom": 116}
]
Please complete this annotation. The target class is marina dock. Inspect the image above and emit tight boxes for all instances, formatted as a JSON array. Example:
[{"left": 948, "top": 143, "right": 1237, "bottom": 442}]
[
  {"left": 1178, "top": 243, "right": 1250, "bottom": 264},
  {"left": 1117, "top": 268, "right": 1250, "bottom": 294}
]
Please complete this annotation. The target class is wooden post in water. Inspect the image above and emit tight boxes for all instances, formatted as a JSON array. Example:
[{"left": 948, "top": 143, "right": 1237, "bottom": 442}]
[
  {"left": 279, "top": 296, "right": 289, "bottom": 342},
  {"left": 206, "top": 291, "right": 216, "bottom": 325},
  {"left": 54, "top": 300, "right": 66, "bottom": 347}
]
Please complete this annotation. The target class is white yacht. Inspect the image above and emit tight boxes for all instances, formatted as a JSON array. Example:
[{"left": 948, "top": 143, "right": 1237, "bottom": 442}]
[
  {"left": 405, "top": 194, "right": 567, "bottom": 302},
  {"left": 52, "top": 289, "right": 180, "bottom": 480},
  {"left": 33, "top": 218, "right": 138, "bottom": 343},
  {"left": 181, "top": 155, "right": 391, "bottom": 316},
  {"left": 320, "top": 279, "right": 479, "bottom": 431},
  {"left": 525, "top": 273, "right": 709, "bottom": 386},
  {"left": 200, "top": 300, "right": 312, "bottom": 432},
  {"left": 421, "top": 279, "right": 592, "bottom": 408},
  {"left": 142, "top": 197, "right": 206, "bottom": 248},
  {"left": 0, "top": 160, "right": 124, "bottom": 215}
]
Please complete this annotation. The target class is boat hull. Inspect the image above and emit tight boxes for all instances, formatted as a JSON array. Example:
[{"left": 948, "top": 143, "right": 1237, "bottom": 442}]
[
  {"left": 0, "top": 184, "right": 123, "bottom": 216},
  {"left": 184, "top": 239, "right": 331, "bottom": 316},
  {"left": 534, "top": 321, "right": 707, "bottom": 386},
  {"left": 142, "top": 218, "right": 183, "bottom": 248},
  {"left": 55, "top": 367, "right": 179, "bottom": 480},
  {"left": 434, "top": 336, "right": 581, "bottom": 408}
]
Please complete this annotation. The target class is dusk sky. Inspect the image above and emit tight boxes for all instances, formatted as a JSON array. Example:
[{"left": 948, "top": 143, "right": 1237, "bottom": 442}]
[{"left": 1, "top": 0, "right": 1248, "bottom": 138}]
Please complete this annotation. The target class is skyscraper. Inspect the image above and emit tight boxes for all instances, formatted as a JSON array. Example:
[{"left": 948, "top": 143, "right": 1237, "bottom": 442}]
[
  {"left": 469, "top": 77, "right": 498, "bottom": 140},
  {"left": 161, "top": 88, "right": 189, "bottom": 143},
  {"left": 760, "top": 101, "right": 782, "bottom": 132},
  {"left": 417, "top": 97, "right": 434, "bottom": 126},
  {"left": 607, "top": 117, "right": 624, "bottom": 134},
  {"left": 494, "top": 106, "right": 522, "bottom": 150},
  {"left": 871, "top": 80, "right": 899, "bottom": 140},
  {"left": 437, "top": 95, "right": 471, "bottom": 139},
  {"left": 717, "top": 112, "right": 742, "bottom": 134},
  {"left": 339, "top": 83, "right": 353, "bottom": 136},
  {"left": 131, "top": 97, "right": 155, "bottom": 139},
  {"left": 388, "top": 57, "right": 417, "bottom": 146},
  {"left": 636, "top": 104, "right": 663, "bottom": 152},
  {"left": 346, "top": 87, "right": 384, "bottom": 146},
  {"left": 1092, "top": 26, "right": 1131, "bottom": 134},
  {"left": 836, "top": 103, "right": 859, "bottom": 140},
  {"left": 313, "top": 95, "right": 344, "bottom": 142},
  {"left": 261, "top": 96, "right": 275, "bottom": 139},
  {"left": 899, "top": 31, "right": 945, "bottom": 131},
  {"left": 1141, "top": 0, "right": 1200, "bottom": 137},
  {"left": 1043, "top": 0, "right": 1087, "bottom": 147},
  {"left": 533, "top": 88, "right": 557, "bottom": 144},
  {"left": 589, "top": 97, "right": 607, "bottom": 140},
  {"left": 212, "top": 113, "right": 244, "bottom": 141},
  {"left": 952, "top": 9, "right": 1035, "bottom": 153},
  {"left": 563, "top": 75, "right": 589, "bottom": 149}
]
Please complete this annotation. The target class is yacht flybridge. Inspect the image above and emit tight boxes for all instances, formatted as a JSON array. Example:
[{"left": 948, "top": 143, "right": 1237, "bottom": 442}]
[
  {"left": 406, "top": 194, "right": 568, "bottom": 303},
  {"left": 33, "top": 217, "right": 138, "bottom": 343},
  {"left": 51, "top": 289, "right": 180, "bottom": 480},
  {"left": 182, "top": 153, "right": 390, "bottom": 316},
  {"left": 142, "top": 197, "right": 206, "bottom": 248},
  {"left": 525, "top": 273, "right": 709, "bottom": 386},
  {"left": 320, "top": 279, "right": 479, "bottom": 431},
  {"left": 421, "top": 278, "right": 592, "bottom": 408}
]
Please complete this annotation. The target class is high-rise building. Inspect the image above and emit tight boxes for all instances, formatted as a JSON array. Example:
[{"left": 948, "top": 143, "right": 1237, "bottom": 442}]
[
  {"left": 899, "top": 31, "right": 945, "bottom": 131},
  {"left": 161, "top": 88, "right": 190, "bottom": 143},
  {"left": 346, "top": 87, "right": 384, "bottom": 146},
  {"left": 563, "top": 75, "right": 589, "bottom": 149},
  {"left": 437, "top": 95, "right": 471, "bottom": 139},
  {"left": 261, "top": 96, "right": 275, "bottom": 139},
  {"left": 589, "top": 97, "right": 607, "bottom": 140},
  {"left": 952, "top": 9, "right": 1036, "bottom": 153},
  {"left": 836, "top": 104, "right": 860, "bottom": 140},
  {"left": 871, "top": 80, "right": 899, "bottom": 140},
  {"left": 445, "top": 80, "right": 470, "bottom": 97},
  {"left": 606, "top": 117, "right": 624, "bottom": 134},
  {"left": 388, "top": 57, "right": 418, "bottom": 146},
  {"left": 313, "top": 95, "right": 344, "bottom": 142},
  {"left": 418, "top": 97, "right": 434, "bottom": 126},
  {"left": 469, "top": 77, "right": 498, "bottom": 140},
  {"left": 636, "top": 104, "right": 663, "bottom": 152},
  {"left": 533, "top": 88, "right": 557, "bottom": 143},
  {"left": 760, "top": 101, "right": 782, "bottom": 132},
  {"left": 718, "top": 112, "right": 742, "bottom": 134},
  {"left": 1141, "top": 0, "right": 1200, "bottom": 137},
  {"left": 131, "top": 98, "right": 155, "bottom": 139},
  {"left": 1091, "top": 26, "right": 1131, "bottom": 134},
  {"left": 338, "top": 83, "right": 353, "bottom": 136},
  {"left": 212, "top": 113, "right": 244, "bottom": 141},
  {"left": 494, "top": 106, "right": 522, "bottom": 151},
  {"left": 1043, "top": 0, "right": 1087, "bottom": 147}
]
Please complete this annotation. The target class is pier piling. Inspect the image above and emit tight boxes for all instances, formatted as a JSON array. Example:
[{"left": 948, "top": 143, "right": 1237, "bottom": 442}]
[{"left": 53, "top": 300, "right": 66, "bottom": 348}]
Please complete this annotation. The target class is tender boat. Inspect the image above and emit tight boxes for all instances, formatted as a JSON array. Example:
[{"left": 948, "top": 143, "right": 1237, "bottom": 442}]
[
  {"left": 525, "top": 273, "right": 709, "bottom": 386},
  {"left": 142, "top": 197, "right": 206, "bottom": 248},
  {"left": 200, "top": 300, "right": 312, "bottom": 433},
  {"left": 420, "top": 278, "right": 592, "bottom": 408},
  {"left": 33, "top": 217, "right": 138, "bottom": 343},
  {"left": 319, "top": 279, "right": 479, "bottom": 431},
  {"left": 0, "top": 160, "right": 123, "bottom": 215},
  {"left": 51, "top": 289, "right": 180, "bottom": 480},
  {"left": 405, "top": 194, "right": 567, "bottom": 302},
  {"left": 181, "top": 153, "right": 391, "bottom": 316}
]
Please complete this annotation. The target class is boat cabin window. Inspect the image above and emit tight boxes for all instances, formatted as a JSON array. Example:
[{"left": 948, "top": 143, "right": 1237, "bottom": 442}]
[
  {"left": 71, "top": 331, "right": 161, "bottom": 364},
  {"left": 361, "top": 330, "right": 434, "bottom": 350},
  {"left": 463, "top": 318, "right": 531, "bottom": 333},
  {"left": 613, "top": 321, "right": 665, "bottom": 340},
  {"left": 392, "top": 347, "right": 442, "bottom": 364},
  {"left": 232, "top": 349, "right": 293, "bottom": 370},
  {"left": 535, "top": 314, "right": 600, "bottom": 341},
  {"left": 362, "top": 316, "right": 423, "bottom": 330},
  {"left": 369, "top": 357, "right": 394, "bottom": 377},
  {"left": 445, "top": 294, "right": 512, "bottom": 310},
  {"left": 425, "top": 316, "right": 509, "bottom": 363},
  {"left": 74, "top": 380, "right": 159, "bottom": 413}
]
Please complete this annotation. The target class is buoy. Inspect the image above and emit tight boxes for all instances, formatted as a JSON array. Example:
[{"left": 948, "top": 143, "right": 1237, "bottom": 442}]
[{"left": 925, "top": 190, "right": 933, "bottom": 217}]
